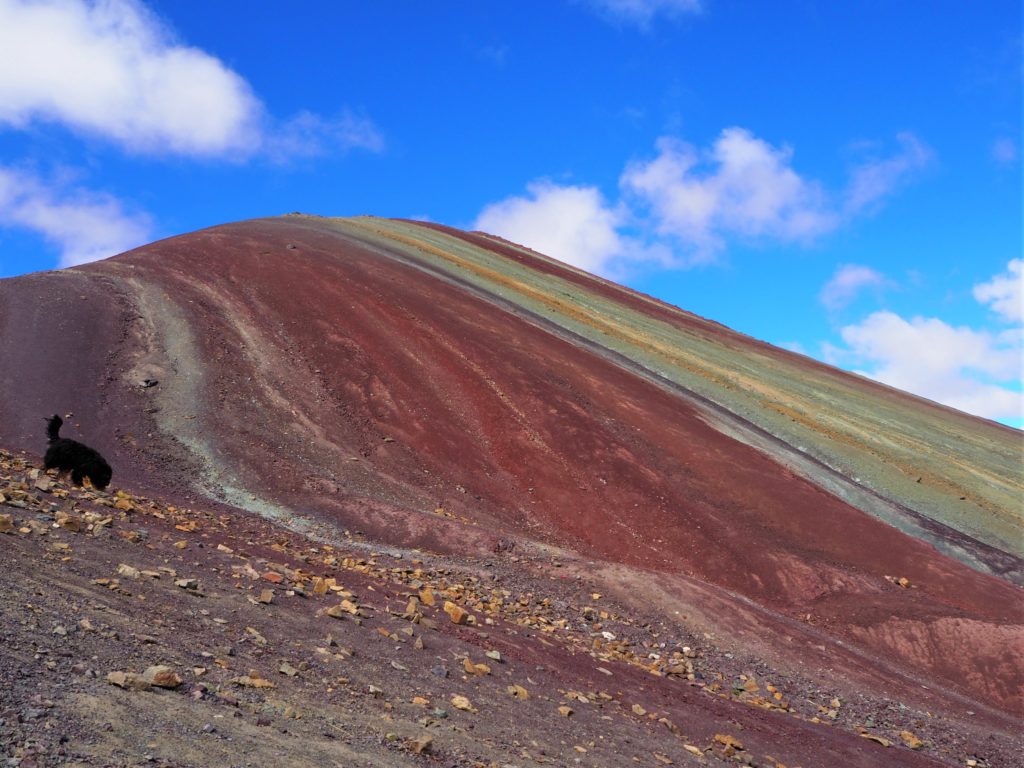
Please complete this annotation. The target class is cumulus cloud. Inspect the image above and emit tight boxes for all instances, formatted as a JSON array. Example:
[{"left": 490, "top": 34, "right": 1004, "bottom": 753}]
[
  {"left": 0, "top": 166, "right": 151, "bottom": 268},
  {"left": 0, "top": 0, "right": 260, "bottom": 155},
  {"left": 973, "top": 259, "right": 1023, "bottom": 324},
  {"left": 835, "top": 311, "right": 1022, "bottom": 421},
  {"left": 475, "top": 127, "right": 932, "bottom": 277},
  {"left": 622, "top": 129, "right": 837, "bottom": 260},
  {"left": 826, "top": 260, "right": 1024, "bottom": 422},
  {"left": 819, "top": 264, "right": 891, "bottom": 311},
  {"left": 0, "top": 0, "right": 383, "bottom": 160},
  {"left": 842, "top": 132, "right": 932, "bottom": 215},
  {"left": 586, "top": 0, "right": 701, "bottom": 25},
  {"left": 474, "top": 180, "right": 658, "bottom": 276}
]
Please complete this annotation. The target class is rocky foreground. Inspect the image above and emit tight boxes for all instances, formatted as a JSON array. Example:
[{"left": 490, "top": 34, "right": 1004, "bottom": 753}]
[{"left": 0, "top": 449, "right": 1015, "bottom": 768}]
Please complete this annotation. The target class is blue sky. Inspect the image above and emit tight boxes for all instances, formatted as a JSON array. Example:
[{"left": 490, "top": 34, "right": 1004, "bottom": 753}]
[{"left": 0, "top": 0, "right": 1020, "bottom": 425}]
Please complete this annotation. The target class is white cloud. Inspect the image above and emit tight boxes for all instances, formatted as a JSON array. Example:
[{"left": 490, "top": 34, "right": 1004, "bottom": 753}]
[
  {"left": 843, "top": 132, "right": 931, "bottom": 215},
  {"left": 0, "top": 0, "right": 382, "bottom": 160},
  {"left": 475, "top": 127, "right": 931, "bottom": 277},
  {"left": 819, "top": 264, "right": 891, "bottom": 311},
  {"left": 973, "top": 259, "right": 1023, "bottom": 324},
  {"left": 834, "top": 310, "right": 1022, "bottom": 422},
  {"left": 0, "top": 166, "right": 151, "bottom": 268},
  {"left": 586, "top": 0, "right": 701, "bottom": 25},
  {"left": 474, "top": 180, "right": 654, "bottom": 276},
  {"left": 992, "top": 137, "right": 1018, "bottom": 165},
  {"left": 621, "top": 129, "right": 837, "bottom": 260},
  {"left": 266, "top": 110, "right": 385, "bottom": 162},
  {"left": 0, "top": 0, "right": 260, "bottom": 156}
]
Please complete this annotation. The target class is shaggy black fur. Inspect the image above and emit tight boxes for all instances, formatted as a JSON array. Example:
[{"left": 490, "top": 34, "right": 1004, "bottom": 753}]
[{"left": 43, "top": 415, "right": 112, "bottom": 490}]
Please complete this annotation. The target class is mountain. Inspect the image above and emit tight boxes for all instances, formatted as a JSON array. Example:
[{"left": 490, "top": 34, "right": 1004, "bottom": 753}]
[{"left": 0, "top": 215, "right": 1020, "bottom": 767}]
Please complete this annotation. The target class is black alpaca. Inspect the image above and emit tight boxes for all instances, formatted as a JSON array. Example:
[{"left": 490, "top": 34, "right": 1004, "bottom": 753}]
[{"left": 43, "top": 415, "right": 112, "bottom": 490}]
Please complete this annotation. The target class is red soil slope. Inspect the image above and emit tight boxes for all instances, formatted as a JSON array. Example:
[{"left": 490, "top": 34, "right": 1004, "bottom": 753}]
[{"left": 0, "top": 217, "right": 1019, "bottom": 739}]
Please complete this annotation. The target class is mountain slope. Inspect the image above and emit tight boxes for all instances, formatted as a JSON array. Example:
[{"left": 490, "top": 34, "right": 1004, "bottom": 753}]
[{"left": 0, "top": 215, "right": 1020, "bottom": 763}]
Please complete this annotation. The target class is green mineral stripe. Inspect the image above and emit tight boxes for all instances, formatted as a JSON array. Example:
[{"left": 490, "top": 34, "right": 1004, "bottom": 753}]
[{"left": 319, "top": 216, "right": 1022, "bottom": 563}]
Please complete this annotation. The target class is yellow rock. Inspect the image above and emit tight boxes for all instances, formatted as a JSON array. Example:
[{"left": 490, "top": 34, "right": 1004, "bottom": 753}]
[
  {"left": 143, "top": 665, "right": 182, "bottom": 689},
  {"left": 325, "top": 600, "right": 359, "bottom": 618},
  {"left": 462, "top": 658, "right": 490, "bottom": 676},
  {"left": 860, "top": 733, "right": 890, "bottom": 748},
  {"left": 231, "top": 672, "right": 276, "bottom": 689},
  {"left": 714, "top": 733, "right": 744, "bottom": 751},
  {"left": 507, "top": 684, "right": 529, "bottom": 699},
  {"left": 116, "top": 564, "right": 141, "bottom": 579},
  {"left": 410, "top": 735, "right": 432, "bottom": 755},
  {"left": 55, "top": 511, "right": 82, "bottom": 531},
  {"left": 443, "top": 601, "right": 469, "bottom": 625},
  {"left": 450, "top": 694, "right": 475, "bottom": 712},
  {"left": 106, "top": 670, "right": 149, "bottom": 690},
  {"left": 899, "top": 730, "right": 923, "bottom": 749}
]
